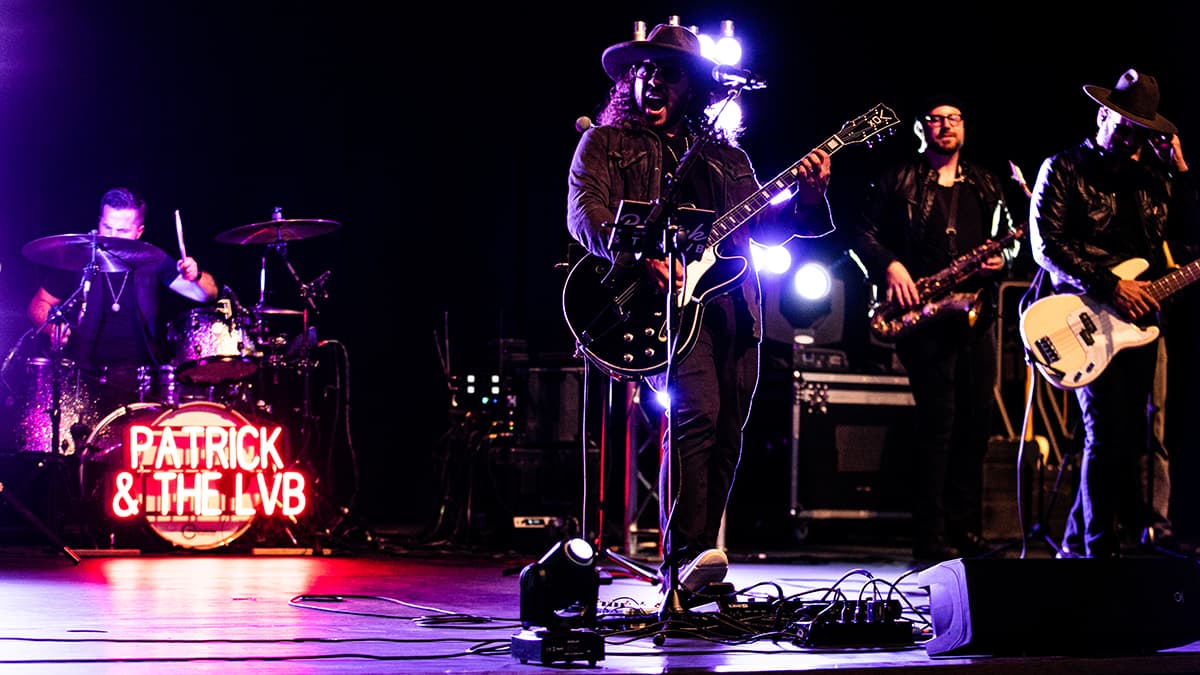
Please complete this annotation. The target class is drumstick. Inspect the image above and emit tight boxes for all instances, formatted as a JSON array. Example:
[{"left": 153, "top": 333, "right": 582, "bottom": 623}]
[{"left": 175, "top": 209, "right": 188, "bottom": 260}]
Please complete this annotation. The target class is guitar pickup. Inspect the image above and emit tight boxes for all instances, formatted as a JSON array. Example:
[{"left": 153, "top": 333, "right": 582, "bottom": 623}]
[{"left": 1077, "top": 312, "right": 1097, "bottom": 346}]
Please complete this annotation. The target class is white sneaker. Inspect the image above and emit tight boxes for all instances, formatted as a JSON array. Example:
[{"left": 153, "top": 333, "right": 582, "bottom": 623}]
[{"left": 678, "top": 548, "right": 728, "bottom": 594}]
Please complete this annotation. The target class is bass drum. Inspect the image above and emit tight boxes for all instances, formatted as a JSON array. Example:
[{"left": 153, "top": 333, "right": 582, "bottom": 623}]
[{"left": 82, "top": 401, "right": 260, "bottom": 550}]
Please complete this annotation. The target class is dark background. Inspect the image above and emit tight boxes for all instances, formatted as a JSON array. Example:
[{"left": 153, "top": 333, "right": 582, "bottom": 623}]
[{"left": 1, "top": 2, "right": 1197, "bottom": 541}]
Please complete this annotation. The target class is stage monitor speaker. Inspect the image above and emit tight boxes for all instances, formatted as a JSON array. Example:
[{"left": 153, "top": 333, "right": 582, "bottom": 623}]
[{"left": 918, "top": 557, "right": 1200, "bottom": 657}]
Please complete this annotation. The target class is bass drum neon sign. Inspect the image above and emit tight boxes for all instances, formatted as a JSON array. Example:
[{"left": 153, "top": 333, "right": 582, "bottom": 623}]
[{"left": 84, "top": 401, "right": 307, "bottom": 550}]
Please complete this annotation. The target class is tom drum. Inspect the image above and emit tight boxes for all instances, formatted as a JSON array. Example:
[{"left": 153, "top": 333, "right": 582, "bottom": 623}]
[{"left": 168, "top": 300, "right": 258, "bottom": 385}]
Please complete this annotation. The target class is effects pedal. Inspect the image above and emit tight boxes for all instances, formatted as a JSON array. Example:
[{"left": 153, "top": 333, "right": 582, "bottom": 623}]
[{"left": 792, "top": 599, "right": 914, "bottom": 648}]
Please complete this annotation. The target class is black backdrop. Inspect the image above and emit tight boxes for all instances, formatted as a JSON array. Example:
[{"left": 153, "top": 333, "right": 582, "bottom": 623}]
[{"left": 0, "top": 2, "right": 1197, "bottom": 536}]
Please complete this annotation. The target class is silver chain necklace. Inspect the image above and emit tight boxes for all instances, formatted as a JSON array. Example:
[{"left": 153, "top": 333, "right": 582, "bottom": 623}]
[{"left": 105, "top": 271, "right": 130, "bottom": 312}]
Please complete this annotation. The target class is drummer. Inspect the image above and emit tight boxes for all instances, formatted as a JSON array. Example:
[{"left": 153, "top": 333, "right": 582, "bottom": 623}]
[{"left": 26, "top": 186, "right": 218, "bottom": 411}]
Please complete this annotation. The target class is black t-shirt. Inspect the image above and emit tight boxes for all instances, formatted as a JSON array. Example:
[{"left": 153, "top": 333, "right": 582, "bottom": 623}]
[
  {"left": 914, "top": 182, "right": 988, "bottom": 292},
  {"left": 40, "top": 255, "right": 182, "bottom": 372}
]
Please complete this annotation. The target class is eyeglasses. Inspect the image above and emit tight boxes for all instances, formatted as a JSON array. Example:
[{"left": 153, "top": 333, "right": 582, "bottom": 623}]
[
  {"left": 923, "top": 113, "right": 963, "bottom": 127},
  {"left": 633, "top": 61, "right": 686, "bottom": 84}
]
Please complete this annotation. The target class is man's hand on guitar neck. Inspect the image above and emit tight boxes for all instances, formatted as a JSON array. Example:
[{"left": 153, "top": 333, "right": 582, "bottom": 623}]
[
  {"left": 793, "top": 149, "right": 832, "bottom": 204},
  {"left": 1112, "top": 278, "right": 1160, "bottom": 320}
]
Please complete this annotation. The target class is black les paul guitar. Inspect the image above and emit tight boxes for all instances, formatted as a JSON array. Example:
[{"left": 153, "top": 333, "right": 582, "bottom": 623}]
[{"left": 562, "top": 103, "right": 899, "bottom": 380}]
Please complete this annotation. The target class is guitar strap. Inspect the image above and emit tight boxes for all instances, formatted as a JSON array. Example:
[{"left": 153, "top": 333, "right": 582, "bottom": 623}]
[{"left": 944, "top": 182, "right": 961, "bottom": 258}]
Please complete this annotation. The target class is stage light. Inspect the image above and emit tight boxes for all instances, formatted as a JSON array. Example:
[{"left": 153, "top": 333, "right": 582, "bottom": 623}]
[
  {"left": 713, "top": 20, "right": 742, "bottom": 65},
  {"left": 708, "top": 99, "right": 743, "bottom": 137},
  {"left": 518, "top": 537, "right": 599, "bottom": 631},
  {"left": 793, "top": 262, "right": 833, "bottom": 301},
  {"left": 751, "top": 240, "right": 792, "bottom": 275},
  {"left": 653, "top": 388, "right": 670, "bottom": 410}
]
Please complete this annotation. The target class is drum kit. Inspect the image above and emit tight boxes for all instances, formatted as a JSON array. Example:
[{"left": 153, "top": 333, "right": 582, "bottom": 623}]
[{"left": 3, "top": 208, "right": 342, "bottom": 550}]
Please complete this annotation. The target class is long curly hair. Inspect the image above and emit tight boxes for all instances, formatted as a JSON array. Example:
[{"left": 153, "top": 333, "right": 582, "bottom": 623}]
[{"left": 594, "top": 70, "right": 740, "bottom": 146}]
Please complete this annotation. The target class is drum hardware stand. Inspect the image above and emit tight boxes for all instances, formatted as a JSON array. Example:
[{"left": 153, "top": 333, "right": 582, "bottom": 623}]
[
  {"left": 250, "top": 235, "right": 364, "bottom": 550},
  {"left": 0, "top": 325, "right": 83, "bottom": 563},
  {"left": 0, "top": 262, "right": 94, "bottom": 563}
]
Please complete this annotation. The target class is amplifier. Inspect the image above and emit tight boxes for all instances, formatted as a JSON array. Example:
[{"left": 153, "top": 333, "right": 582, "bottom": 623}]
[{"left": 790, "top": 371, "right": 916, "bottom": 522}]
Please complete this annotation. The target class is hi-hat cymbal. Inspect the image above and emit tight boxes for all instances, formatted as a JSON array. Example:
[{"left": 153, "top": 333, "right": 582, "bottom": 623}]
[
  {"left": 254, "top": 304, "right": 304, "bottom": 316},
  {"left": 215, "top": 218, "right": 341, "bottom": 245},
  {"left": 22, "top": 233, "right": 168, "bottom": 273}
]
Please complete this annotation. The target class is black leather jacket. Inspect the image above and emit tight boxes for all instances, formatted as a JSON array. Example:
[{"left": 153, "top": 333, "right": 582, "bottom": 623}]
[
  {"left": 567, "top": 123, "right": 835, "bottom": 336},
  {"left": 853, "top": 156, "right": 1019, "bottom": 291},
  {"left": 1029, "top": 137, "right": 1199, "bottom": 300}
]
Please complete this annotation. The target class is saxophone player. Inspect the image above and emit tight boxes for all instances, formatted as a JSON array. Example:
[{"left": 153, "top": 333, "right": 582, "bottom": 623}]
[{"left": 851, "top": 94, "right": 1021, "bottom": 563}]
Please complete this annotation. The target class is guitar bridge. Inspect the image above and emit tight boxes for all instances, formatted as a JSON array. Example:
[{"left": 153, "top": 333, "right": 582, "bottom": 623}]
[{"left": 1034, "top": 336, "right": 1059, "bottom": 365}]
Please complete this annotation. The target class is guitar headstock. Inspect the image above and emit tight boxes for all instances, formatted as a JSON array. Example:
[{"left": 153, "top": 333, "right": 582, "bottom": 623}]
[
  {"left": 834, "top": 103, "right": 900, "bottom": 149},
  {"left": 1008, "top": 160, "right": 1033, "bottom": 199}
]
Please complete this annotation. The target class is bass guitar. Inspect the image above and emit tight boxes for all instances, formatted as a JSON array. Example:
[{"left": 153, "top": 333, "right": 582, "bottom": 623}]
[
  {"left": 1020, "top": 255, "right": 1200, "bottom": 389},
  {"left": 562, "top": 103, "right": 899, "bottom": 380}
]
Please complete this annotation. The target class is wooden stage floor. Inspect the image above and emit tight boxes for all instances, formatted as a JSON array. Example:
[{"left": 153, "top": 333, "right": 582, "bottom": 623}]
[{"left": 1, "top": 526, "right": 1199, "bottom": 674}]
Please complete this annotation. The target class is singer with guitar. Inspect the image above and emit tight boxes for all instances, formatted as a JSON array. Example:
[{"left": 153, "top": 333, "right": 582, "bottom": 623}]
[
  {"left": 851, "top": 94, "right": 1020, "bottom": 563},
  {"left": 565, "top": 23, "right": 833, "bottom": 601},
  {"left": 1027, "top": 69, "right": 1198, "bottom": 559}
]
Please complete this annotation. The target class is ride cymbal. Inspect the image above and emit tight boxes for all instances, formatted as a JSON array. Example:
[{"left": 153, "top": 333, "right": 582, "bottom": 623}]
[
  {"left": 22, "top": 233, "right": 168, "bottom": 272},
  {"left": 215, "top": 218, "right": 341, "bottom": 245}
]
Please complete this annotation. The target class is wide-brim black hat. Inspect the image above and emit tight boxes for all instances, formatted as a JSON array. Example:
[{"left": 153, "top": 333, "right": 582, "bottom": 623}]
[
  {"left": 1083, "top": 68, "right": 1177, "bottom": 134},
  {"left": 601, "top": 23, "right": 718, "bottom": 85}
]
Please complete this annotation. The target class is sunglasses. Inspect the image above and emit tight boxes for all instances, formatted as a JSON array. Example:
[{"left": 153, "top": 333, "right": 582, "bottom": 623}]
[{"left": 632, "top": 61, "right": 686, "bottom": 84}]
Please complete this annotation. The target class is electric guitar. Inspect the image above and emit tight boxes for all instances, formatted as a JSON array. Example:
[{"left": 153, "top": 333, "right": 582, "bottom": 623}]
[
  {"left": 1020, "top": 256, "right": 1200, "bottom": 389},
  {"left": 562, "top": 103, "right": 899, "bottom": 380}
]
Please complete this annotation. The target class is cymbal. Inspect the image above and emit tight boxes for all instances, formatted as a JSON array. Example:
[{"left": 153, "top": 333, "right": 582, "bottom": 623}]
[
  {"left": 22, "top": 233, "right": 168, "bottom": 273},
  {"left": 254, "top": 304, "right": 304, "bottom": 316},
  {"left": 215, "top": 218, "right": 341, "bottom": 245}
]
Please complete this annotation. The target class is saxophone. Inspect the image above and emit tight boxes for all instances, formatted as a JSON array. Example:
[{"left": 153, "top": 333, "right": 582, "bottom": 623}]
[{"left": 868, "top": 226, "right": 1024, "bottom": 342}]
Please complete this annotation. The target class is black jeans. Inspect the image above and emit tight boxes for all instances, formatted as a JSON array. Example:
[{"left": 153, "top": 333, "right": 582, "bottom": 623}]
[
  {"left": 1062, "top": 342, "right": 1157, "bottom": 557},
  {"left": 896, "top": 316, "right": 996, "bottom": 547},
  {"left": 649, "top": 293, "right": 758, "bottom": 568}
]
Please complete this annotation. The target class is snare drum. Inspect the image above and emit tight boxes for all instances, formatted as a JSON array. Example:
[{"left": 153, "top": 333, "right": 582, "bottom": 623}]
[
  {"left": 168, "top": 300, "right": 258, "bottom": 384},
  {"left": 16, "top": 357, "right": 99, "bottom": 455}
]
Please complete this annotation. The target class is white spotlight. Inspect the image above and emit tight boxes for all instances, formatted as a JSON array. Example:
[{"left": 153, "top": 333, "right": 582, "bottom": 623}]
[{"left": 792, "top": 262, "right": 832, "bottom": 301}]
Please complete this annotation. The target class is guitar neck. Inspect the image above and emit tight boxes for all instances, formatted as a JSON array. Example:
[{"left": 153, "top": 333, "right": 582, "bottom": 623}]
[
  {"left": 1149, "top": 256, "right": 1200, "bottom": 301},
  {"left": 706, "top": 135, "right": 842, "bottom": 250}
]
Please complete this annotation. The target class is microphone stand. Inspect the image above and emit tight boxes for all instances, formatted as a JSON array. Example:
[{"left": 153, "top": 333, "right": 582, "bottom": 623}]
[
  {"left": 604, "top": 89, "right": 735, "bottom": 625},
  {"left": 651, "top": 85, "right": 745, "bottom": 626}
]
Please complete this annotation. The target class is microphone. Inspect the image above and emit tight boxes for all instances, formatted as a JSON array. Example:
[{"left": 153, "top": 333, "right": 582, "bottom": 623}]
[
  {"left": 575, "top": 116, "right": 593, "bottom": 133},
  {"left": 712, "top": 64, "right": 767, "bottom": 90},
  {"left": 78, "top": 266, "right": 94, "bottom": 322},
  {"left": 222, "top": 285, "right": 249, "bottom": 316}
]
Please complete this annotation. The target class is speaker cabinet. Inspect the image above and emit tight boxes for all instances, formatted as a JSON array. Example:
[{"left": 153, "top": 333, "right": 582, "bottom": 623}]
[
  {"left": 918, "top": 557, "right": 1200, "bottom": 656},
  {"left": 791, "top": 371, "right": 916, "bottom": 520},
  {"left": 514, "top": 367, "right": 583, "bottom": 446}
]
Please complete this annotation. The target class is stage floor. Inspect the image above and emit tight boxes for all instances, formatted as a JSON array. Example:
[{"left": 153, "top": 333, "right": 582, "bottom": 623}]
[{"left": 0, "top": 527, "right": 1198, "bottom": 674}]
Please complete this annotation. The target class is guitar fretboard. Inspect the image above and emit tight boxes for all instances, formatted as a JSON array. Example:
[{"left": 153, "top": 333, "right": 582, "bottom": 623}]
[
  {"left": 1149, "top": 257, "right": 1200, "bottom": 301},
  {"left": 707, "top": 136, "right": 844, "bottom": 249},
  {"left": 705, "top": 103, "right": 897, "bottom": 249}
]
